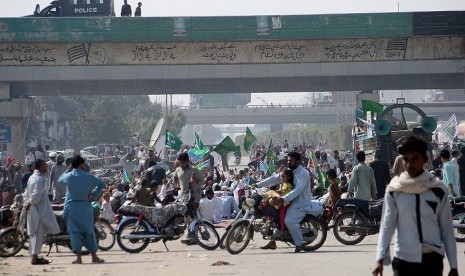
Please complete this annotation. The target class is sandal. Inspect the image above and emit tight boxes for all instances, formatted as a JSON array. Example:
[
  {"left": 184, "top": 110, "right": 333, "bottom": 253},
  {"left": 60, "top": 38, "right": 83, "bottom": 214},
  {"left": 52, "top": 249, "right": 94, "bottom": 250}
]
[
  {"left": 260, "top": 242, "right": 277, "bottom": 250},
  {"left": 92, "top": 258, "right": 105, "bottom": 264},
  {"left": 31, "top": 257, "right": 51, "bottom": 265}
]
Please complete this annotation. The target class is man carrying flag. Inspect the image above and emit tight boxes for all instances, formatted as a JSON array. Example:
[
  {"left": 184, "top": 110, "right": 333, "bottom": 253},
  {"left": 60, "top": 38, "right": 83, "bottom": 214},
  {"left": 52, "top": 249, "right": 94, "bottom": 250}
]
[{"left": 214, "top": 136, "right": 240, "bottom": 171}]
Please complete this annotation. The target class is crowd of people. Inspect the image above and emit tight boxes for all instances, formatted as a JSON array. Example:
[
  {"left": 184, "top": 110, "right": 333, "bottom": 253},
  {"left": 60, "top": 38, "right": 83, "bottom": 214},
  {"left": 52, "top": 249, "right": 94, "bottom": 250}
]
[{"left": 0, "top": 136, "right": 464, "bottom": 274}]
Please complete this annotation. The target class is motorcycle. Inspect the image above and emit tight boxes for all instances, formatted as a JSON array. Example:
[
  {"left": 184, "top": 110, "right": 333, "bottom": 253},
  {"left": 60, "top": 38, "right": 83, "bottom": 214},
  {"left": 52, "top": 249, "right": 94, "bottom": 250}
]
[
  {"left": 0, "top": 203, "right": 104, "bottom": 258},
  {"left": 115, "top": 201, "right": 220, "bottom": 253},
  {"left": 332, "top": 198, "right": 383, "bottom": 245},
  {"left": 224, "top": 190, "right": 328, "bottom": 255},
  {"left": 450, "top": 196, "right": 465, "bottom": 242},
  {"left": 0, "top": 206, "right": 15, "bottom": 231},
  {"left": 94, "top": 217, "right": 116, "bottom": 251}
]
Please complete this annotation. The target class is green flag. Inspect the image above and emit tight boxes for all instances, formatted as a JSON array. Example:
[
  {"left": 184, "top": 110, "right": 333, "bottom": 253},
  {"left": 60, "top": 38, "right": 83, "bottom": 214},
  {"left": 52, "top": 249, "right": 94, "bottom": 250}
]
[
  {"left": 165, "top": 130, "right": 183, "bottom": 151},
  {"left": 361, "top": 99, "right": 385, "bottom": 115},
  {"left": 213, "top": 136, "right": 240, "bottom": 157},
  {"left": 265, "top": 140, "right": 278, "bottom": 162},
  {"left": 194, "top": 132, "right": 205, "bottom": 150},
  {"left": 243, "top": 127, "right": 257, "bottom": 152},
  {"left": 308, "top": 150, "right": 329, "bottom": 190}
]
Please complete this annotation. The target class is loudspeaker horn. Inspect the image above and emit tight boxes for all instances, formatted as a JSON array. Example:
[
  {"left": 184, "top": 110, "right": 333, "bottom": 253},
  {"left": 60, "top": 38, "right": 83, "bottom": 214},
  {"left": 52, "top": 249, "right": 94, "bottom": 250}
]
[
  {"left": 374, "top": 119, "right": 391, "bottom": 136},
  {"left": 421, "top": 116, "right": 437, "bottom": 133}
]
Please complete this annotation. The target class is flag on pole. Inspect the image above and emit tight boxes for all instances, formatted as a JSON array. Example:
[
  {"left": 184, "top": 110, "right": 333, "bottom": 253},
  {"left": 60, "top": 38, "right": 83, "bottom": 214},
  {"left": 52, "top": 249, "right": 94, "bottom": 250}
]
[
  {"left": 190, "top": 132, "right": 209, "bottom": 162},
  {"left": 308, "top": 150, "right": 329, "bottom": 190},
  {"left": 243, "top": 127, "right": 257, "bottom": 152},
  {"left": 361, "top": 99, "right": 385, "bottom": 115},
  {"left": 213, "top": 136, "right": 240, "bottom": 157},
  {"left": 265, "top": 140, "right": 274, "bottom": 160},
  {"left": 165, "top": 130, "right": 183, "bottom": 151},
  {"left": 194, "top": 132, "right": 206, "bottom": 150},
  {"left": 188, "top": 148, "right": 209, "bottom": 163},
  {"left": 195, "top": 159, "right": 210, "bottom": 170},
  {"left": 436, "top": 114, "right": 458, "bottom": 143},
  {"left": 357, "top": 117, "right": 375, "bottom": 129}
]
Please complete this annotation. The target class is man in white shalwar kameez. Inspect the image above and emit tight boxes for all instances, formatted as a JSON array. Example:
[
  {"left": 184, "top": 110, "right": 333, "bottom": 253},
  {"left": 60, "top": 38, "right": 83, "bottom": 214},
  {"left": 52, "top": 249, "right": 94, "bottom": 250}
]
[{"left": 24, "top": 159, "right": 60, "bottom": 265}]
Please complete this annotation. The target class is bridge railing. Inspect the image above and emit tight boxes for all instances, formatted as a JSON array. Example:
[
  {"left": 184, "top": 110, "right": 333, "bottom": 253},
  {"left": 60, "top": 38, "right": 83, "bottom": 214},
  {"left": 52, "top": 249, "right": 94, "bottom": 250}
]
[{"left": 169, "top": 103, "right": 356, "bottom": 110}]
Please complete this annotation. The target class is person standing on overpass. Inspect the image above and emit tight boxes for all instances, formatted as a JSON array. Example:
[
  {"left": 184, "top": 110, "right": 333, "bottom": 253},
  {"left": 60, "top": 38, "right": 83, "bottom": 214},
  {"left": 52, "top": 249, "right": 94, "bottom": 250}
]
[{"left": 120, "top": 0, "right": 132, "bottom": 16}]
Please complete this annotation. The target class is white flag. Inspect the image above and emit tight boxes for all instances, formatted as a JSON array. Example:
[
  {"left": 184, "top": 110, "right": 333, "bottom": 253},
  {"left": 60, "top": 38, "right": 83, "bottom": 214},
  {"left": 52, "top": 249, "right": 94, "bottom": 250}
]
[
  {"left": 357, "top": 117, "right": 375, "bottom": 129},
  {"left": 436, "top": 114, "right": 458, "bottom": 143}
]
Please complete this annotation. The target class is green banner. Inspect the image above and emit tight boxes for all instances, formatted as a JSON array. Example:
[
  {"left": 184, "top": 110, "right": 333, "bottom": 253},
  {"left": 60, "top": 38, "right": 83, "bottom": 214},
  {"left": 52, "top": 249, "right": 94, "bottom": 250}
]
[
  {"left": 165, "top": 130, "right": 183, "bottom": 151},
  {"left": 213, "top": 136, "right": 240, "bottom": 157},
  {"left": 243, "top": 127, "right": 257, "bottom": 152}
]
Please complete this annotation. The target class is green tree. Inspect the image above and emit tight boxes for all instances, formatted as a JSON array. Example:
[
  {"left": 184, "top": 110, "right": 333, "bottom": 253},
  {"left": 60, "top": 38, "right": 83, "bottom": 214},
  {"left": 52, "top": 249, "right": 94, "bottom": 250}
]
[
  {"left": 164, "top": 111, "right": 186, "bottom": 135},
  {"left": 77, "top": 97, "right": 122, "bottom": 145}
]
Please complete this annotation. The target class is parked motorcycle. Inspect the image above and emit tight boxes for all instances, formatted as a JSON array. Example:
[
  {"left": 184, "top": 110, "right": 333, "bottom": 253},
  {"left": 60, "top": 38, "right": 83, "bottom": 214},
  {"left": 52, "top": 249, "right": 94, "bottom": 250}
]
[
  {"left": 219, "top": 207, "right": 244, "bottom": 249},
  {"left": 0, "top": 206, "right": 15, "bottom": 231},
  {"left": 94, "top": 217, "right": 116, "bottom": 251},
  {"left": 0, "top": 204, "right": 103, "bottom": 258},
  {"left": 332, "top": 198, "right": 383, "bottom": 245},
  {"left": 224, "top": 191, "right": 328, "bottom": 254},
  {"left": 115, "top": 201, "right": 220, "bottom": 253},
  {"left": 450, "top": 196, "right": 465, "bottom": 242}
]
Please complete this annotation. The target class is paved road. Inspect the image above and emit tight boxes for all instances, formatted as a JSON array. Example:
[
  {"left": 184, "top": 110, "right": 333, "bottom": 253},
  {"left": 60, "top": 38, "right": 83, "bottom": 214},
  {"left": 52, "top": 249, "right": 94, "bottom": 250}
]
[{"left": 1, "top": 228, "right": 464, "bottom": 276}]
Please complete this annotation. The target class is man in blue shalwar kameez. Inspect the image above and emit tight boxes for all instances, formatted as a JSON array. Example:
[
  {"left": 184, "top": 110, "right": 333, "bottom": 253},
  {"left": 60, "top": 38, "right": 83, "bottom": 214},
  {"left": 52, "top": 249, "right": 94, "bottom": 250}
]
[{"left": 58, "top": 155, "right": 106, "bottom": 264}]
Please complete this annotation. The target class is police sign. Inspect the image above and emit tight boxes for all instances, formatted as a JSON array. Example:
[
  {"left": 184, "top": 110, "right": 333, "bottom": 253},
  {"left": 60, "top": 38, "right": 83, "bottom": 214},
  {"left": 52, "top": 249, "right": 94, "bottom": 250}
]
[{"left": 0, "top": 123, "right": 12, "bottom": 143}]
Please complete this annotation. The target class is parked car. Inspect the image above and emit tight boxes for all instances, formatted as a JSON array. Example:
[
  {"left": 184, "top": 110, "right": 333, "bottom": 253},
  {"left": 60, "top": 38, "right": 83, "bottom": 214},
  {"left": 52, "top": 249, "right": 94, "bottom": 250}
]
[
  {"left": 80, "top": 150, "right": 98, "bottom": 160},
  {"left": 53, "top": 150, "right": 74, "bottom": 160}
]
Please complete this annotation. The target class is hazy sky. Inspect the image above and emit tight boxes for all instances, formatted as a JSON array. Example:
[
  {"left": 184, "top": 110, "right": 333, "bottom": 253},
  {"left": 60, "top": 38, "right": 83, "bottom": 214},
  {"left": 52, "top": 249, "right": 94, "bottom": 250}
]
[{"left": 2, "top": 0, "right": 464, "bottom": 18}]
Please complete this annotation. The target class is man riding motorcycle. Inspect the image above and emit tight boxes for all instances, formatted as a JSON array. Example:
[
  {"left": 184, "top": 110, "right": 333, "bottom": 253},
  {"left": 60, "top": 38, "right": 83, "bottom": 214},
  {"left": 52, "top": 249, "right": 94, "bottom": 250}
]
[{"left": 256, "top": 151, "right": 316, "bottom": 253}]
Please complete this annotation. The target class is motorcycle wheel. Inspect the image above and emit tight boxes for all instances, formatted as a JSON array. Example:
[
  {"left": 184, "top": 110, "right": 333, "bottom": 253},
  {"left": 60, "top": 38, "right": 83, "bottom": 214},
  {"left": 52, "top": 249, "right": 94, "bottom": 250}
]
[
  {"left": 333, "top": 212, "right": 366, "bottom": 245},
  {"left": 192, "top": 221, "right": 220, "bottom": 250},
  {"left": 0, "top": 227, "right": 26, "bottom": 258},
  {"left": 116, "top": 218, "right": 150, "bottom": 253},
  {"left": 452, "top": 211, "right": 465, "bottom": 242},
  {"left": 301, "top": 216, "right": 327, "bottom": 252},
  {"left": 224, "top": 220, "right": 252, "bottom": 255},
  {"left": 219, "top": 231, "right": 228, "bottom": 249},
  {"left": 96, "top": 219, "right": 116, "bottom": 251}
]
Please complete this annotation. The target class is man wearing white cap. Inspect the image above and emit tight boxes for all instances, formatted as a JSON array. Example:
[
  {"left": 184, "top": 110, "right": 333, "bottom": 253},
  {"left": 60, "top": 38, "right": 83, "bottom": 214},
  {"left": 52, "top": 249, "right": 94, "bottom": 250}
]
[{"left": 46, "top": 152, "right": 57, "bottom": 193}]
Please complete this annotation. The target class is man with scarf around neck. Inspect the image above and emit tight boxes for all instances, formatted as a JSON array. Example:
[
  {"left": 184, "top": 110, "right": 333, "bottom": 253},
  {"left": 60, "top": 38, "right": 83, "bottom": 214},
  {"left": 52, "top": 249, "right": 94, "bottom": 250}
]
[{"left": 373, "top": 136, "right": 458, "bottom": 276}]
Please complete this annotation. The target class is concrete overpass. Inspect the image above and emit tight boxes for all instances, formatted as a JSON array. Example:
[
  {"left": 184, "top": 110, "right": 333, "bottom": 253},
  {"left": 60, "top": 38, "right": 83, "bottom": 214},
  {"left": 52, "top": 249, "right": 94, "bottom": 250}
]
[
  {"left": 181, "top": 102, "right": 465, "bottom": 131},
  {"left": 1, "top": 11, "right": 465, "bottom": 97},
  {"left": 1, "top": 11, "right": 465, "bottom": 159}
]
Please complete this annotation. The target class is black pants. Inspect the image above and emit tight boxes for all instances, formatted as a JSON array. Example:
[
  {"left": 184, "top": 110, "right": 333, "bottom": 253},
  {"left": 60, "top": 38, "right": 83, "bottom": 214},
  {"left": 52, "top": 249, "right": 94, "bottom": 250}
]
[{"left": 392, "top": 253, "right": 443, "bottom": 276}]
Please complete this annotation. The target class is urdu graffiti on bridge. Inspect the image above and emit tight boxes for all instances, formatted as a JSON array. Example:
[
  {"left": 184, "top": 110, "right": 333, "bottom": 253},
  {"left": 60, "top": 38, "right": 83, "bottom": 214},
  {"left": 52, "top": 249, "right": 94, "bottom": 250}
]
[
  {"left": 254, "top": 43, "right": 306, "bottom": 61},
  {"left": 131, "top": 44, "right": 177, "bottom": 62},
  {"left": 324, "top": 41, "right": 378, "bottom": 61},
  {"left": 199, "top": 43, "right": 237, "bottom": 62},
  {"left": 0, "top": 44, "right": 56, "bottom": 64}
]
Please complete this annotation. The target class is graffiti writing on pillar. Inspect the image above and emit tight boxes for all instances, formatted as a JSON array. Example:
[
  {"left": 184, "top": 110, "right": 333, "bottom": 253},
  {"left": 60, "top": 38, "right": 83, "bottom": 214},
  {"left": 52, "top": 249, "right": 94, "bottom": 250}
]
[
  {"left": 200, "top": 43, "right": 237, "bottom": 62},
  {"left": 0, "top": 44, "right": 56, "bottom": 64},
  {"left": 324, "top": 41, "right": 377, "bottom": 60},
  {"left": 132, "top": 44, "right": 177, "bottom": 62},
  {"left": 67, "top": 43, "right": 106, "bottom": 64},
  {"left": 254, "top": 43, "right": 305, "bottom": 61},
  {"left": 385, "top": 38, "right": 408, "bottom": 59}
]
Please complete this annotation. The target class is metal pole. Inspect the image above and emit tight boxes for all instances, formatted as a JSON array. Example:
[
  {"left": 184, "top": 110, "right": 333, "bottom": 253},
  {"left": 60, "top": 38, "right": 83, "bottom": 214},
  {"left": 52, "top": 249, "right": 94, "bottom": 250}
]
[{"left": 165, "top": 93, "right": 168, "bottom": 118}]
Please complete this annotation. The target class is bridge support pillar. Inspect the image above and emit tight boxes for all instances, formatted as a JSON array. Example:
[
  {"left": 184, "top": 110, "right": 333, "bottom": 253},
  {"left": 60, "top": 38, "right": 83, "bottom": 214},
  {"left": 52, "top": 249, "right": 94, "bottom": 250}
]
[
  {"left": 270, "top": 123, "right": 283, "bottom": 133},
  {"left": 0, "top": 97, "right": 34, "bottom": 163}
]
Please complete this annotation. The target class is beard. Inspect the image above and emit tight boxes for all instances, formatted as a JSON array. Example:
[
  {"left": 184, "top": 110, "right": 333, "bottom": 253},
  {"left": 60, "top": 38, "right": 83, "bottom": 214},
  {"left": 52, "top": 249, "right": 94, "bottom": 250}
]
[{"left": 288, "top": 163, "right": 298, "bottom": 170}]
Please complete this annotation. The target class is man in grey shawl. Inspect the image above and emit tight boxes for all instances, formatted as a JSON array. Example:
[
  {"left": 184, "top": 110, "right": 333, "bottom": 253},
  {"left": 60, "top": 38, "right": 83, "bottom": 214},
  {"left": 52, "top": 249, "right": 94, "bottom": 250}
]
[{"left": 373, "top": 136, "right": 457, "bottom": 276}]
